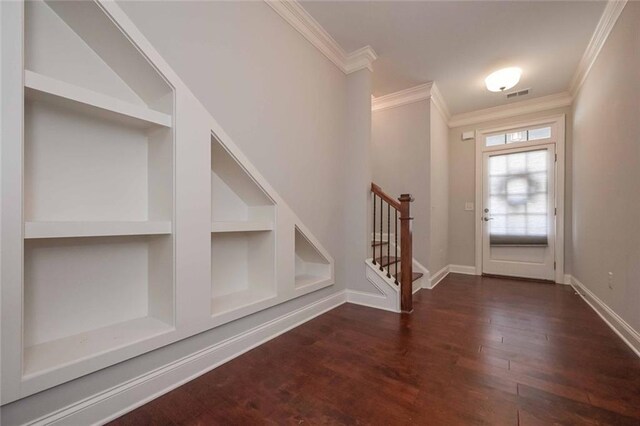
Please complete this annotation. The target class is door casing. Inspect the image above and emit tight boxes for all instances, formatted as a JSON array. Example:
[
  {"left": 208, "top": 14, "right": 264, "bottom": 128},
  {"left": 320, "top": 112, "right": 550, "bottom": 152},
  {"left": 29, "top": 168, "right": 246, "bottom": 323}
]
[{"left": 474, "top": 114, "right": 565, "bottom": 283}]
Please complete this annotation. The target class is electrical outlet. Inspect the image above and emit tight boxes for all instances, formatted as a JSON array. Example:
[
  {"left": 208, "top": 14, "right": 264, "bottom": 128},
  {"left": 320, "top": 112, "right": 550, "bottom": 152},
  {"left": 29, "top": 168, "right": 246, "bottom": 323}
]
[{"left": 608, "top": 272, "right": 614, "bottom": 289}]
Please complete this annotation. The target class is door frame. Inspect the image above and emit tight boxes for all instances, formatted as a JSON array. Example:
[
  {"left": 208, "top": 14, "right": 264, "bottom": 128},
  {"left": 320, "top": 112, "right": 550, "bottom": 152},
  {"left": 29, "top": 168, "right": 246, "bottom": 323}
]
[{"left": 474, "top": 114, "right": 565, "bottom": 283}]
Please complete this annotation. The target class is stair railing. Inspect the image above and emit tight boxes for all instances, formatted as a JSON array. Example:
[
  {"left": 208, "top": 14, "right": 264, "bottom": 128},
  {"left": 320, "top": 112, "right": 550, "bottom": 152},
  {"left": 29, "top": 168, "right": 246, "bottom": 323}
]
[{"left": 371, "top": 182, "right": 414, "bottom": 313}]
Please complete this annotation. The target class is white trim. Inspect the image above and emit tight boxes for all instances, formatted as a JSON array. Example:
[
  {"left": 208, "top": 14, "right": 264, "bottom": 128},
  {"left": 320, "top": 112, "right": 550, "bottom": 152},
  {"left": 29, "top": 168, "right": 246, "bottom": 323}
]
[
  {"left": 429, "top": 265, "right": 450, "bottom": 289},
  {"left": 449, "top": 264, "right": 477, "bottom": 275},
  {"left": 474, "top": 114, "right": 566, "bottom": 283},
  {"left": 569, "top": 0, "right": 628, "bottom": 97},
  {"left": 430, "top": 82, "right": 451, "bottom": 122},
  {"left": 412, "top": 259, "right": 429, "bottom": 291},
  {"left": 372, "top": 82, "right": 432, "bottom": 112},
  {"left": 22, "top": 291, "right": 347, "bottom": 426},
  {"left": 346, "top": 290, "right": 398, "bottom": 313},
  {"left": 563, "top": 274, "right": 572, "bottom": 285},
  {"left": 371, "top": 82, "right": 451, "bottom": 117},
  {"left": 570, "top": 276, "right": 640, "bottom": 358},
  {"left": 449, "top": 92, "right": 572, "bottom": 128},
  {"left": 344, "top": 46, "right": 378, "bottom": 74},
  {"left": 265, "top": 1, "right": 376, "bottom": 74}
]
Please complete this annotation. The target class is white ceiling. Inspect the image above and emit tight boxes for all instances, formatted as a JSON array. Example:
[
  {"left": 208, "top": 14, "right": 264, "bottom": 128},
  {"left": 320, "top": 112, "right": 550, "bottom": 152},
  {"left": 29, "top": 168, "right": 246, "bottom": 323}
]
[{"left": 300, "top": 1, "right": 607, "bottom": 115}]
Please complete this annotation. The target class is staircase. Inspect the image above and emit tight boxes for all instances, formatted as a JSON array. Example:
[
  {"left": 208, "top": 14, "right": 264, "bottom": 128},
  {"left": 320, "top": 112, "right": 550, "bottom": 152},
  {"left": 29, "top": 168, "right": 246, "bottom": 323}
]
[{"left": 365, "top": 183, "right": 424, "bottom": 313}]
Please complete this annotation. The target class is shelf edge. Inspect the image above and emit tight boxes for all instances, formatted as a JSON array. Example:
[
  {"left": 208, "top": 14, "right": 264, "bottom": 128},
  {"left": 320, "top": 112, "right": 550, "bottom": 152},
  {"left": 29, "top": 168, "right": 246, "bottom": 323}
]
[
  {"left": 24, "top": 70, "right": 172, "bottom": 128},
  {"left": 24, "top": 221, "right": 172, "bottom": 239}
]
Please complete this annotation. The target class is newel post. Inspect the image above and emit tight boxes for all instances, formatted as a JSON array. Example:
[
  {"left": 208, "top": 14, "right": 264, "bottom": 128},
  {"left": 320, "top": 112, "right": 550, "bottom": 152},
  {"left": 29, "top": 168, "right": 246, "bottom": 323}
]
[{"left": 398, "top": 193, "right": 414, "bottom": 313}]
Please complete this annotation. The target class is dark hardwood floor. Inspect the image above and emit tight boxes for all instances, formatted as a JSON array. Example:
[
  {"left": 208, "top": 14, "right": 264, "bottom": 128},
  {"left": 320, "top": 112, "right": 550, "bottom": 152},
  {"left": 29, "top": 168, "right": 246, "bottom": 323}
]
[{"left": 109, "top": 274, "right": 640, "bottom": 425}]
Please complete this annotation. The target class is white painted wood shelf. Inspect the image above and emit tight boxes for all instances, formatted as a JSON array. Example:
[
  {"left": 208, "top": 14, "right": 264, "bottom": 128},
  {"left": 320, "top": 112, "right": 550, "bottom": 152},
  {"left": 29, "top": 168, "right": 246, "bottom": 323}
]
[
  {"left": 24, "top": 70, "right": 172, "bottom": 128},
  {"left": 210, "top": 221, "right": 273, "bottom": 233},
  {"left": 24, "top": 221, "right": 172, "bottom": 239},
  {"left": 23, "top": 316, "right": 173, "bottom": 378},
  {"left": 210, "top": 288, "right": 275, "bottom": 316},
  {"left": 294, "top": 274, "right": 330, "bottom": 288}
]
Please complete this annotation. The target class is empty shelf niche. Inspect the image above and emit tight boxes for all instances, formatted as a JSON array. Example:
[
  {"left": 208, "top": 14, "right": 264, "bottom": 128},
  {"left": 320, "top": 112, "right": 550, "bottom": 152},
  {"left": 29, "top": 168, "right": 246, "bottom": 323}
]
[
  {"left": 211, "top": 134, "right": 275, "bottom": 229},
  {"left": 211, "top": 231, "right": 276, "bottom": 315},
  {"left": 210, "top": 134, "right": 276, "bottom": 314},
  {"left": 295, "top": 227, "right": 331, "bottom": 288},
  {"left": 24, "top": 0, "right": 174, "bottom": 226},
  {"left": 23, "top": 235, "right": 174, "bottom": 377}
]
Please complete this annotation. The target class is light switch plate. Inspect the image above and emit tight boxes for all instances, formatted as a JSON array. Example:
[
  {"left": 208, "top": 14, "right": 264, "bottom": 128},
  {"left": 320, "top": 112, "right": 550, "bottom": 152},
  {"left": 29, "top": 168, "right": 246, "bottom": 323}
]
[{"left": 465, "top": 202, "right": 474, "bottom": 211}]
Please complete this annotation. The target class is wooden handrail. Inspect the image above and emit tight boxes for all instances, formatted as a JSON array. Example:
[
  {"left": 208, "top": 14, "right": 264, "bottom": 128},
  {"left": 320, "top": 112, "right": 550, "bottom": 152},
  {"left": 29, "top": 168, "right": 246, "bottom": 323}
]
[
  {"left": 370, "top": 182, "right": 414, "bottom": 313},
  {"left": 371, "top": 183, "right": 401, "bottom": 211}
]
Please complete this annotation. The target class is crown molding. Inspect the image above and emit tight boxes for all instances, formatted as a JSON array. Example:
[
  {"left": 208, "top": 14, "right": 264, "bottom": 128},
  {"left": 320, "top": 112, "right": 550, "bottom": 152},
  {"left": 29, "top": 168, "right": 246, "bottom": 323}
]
[
  {"left": 344, "top": 46, "right": 379, "bottom": 74},
  {"left": 448, "top": 92, "right": 573, "bottom": 128},
  {"left": 372, "top": 82, "right": 432, "bottom": 112},
  {"left": 569, "top": 0, "right": 628, "bottom": 97},
  {"left": 430, "top": 82, "right": 451, "bottom": 121},
  {"left": 371, "top": 81, "right": 451, "bottom": 120},
  {"left": 265, "top": 0, "right": 377, "bottom": 74}
]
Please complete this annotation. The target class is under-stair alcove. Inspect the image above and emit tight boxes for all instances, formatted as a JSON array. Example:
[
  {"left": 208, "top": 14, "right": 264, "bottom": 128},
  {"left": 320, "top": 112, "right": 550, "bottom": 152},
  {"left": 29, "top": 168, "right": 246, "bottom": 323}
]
[
  {"left": 294, "top": 226, "right": 331, "bottom": 288},
  {"left": 18, "top": 0, "right": 176, "bottom": 391},
  {"left": 210, "top": 135, "right": 276, "bottom": 316}
]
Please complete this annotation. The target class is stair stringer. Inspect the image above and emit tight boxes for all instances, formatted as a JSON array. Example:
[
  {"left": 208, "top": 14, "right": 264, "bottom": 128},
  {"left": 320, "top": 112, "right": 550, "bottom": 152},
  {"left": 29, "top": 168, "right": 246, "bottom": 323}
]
[{"left": 352, "top": 259, "right": 401, "bottom": 313}]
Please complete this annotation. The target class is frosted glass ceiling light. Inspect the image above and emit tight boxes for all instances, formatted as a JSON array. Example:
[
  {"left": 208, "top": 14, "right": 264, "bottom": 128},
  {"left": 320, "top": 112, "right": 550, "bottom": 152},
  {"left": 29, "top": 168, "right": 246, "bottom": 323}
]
[{"left": 485, "top": 67, "right": 522, "bottom": 92}]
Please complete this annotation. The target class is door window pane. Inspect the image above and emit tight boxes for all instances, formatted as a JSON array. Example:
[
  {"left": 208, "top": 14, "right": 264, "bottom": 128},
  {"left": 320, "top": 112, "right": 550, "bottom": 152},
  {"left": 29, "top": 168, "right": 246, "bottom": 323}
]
[{"left": 488, "top": 149, "right": 549, "bottom": 245}]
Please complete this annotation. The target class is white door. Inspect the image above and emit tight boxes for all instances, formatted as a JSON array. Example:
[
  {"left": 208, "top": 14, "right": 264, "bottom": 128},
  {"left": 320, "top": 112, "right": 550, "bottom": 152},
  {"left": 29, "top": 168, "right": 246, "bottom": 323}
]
[{"left": 481, "top": 144, "right": 556, "bottom": 281}]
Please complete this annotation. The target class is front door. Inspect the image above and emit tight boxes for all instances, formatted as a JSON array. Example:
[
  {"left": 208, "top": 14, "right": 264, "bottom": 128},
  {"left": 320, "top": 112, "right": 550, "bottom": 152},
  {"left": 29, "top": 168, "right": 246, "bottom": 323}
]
[{"left": 481, "top": 144, "right": 556, "bottom": 281}]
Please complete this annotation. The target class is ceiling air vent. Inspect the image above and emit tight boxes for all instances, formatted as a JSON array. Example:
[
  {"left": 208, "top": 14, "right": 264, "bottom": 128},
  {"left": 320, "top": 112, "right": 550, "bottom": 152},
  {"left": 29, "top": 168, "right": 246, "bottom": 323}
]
[{"left": 506, "top": 88, "right": 530, "bottom": 99}]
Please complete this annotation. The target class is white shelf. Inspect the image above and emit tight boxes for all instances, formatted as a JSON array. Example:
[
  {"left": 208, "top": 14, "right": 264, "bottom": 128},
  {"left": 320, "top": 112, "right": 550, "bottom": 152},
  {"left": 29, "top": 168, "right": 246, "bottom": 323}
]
[
  {"left": 23, "top": 316, "right": 172, "bottom": 378},
  {"left": 295, "top": 274, "right": 330, "bottom": 288},
  {"left": 211, "top": 288, "right": 275, "bottom": 316},
  {"left": 211, "top": 221, "right": 273, "bottom": 233},
  {"left": 24, "top": 221, "right": 172, "bottom": 239},
  {"left": 24, "top": 70, "right": 172, "bottom": 128}
]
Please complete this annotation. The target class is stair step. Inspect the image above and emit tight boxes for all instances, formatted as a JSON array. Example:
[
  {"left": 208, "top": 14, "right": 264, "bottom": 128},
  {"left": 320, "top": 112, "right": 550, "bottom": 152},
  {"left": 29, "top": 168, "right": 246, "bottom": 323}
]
[
  {"left": 393, "top": 272, "right": 424, "bottom": 283},
  {"left": 373, "top": 256, "right": 400, "bottom": 267},
  {"left": 371, "top": 240, "right": 388, "bottom": 247}
]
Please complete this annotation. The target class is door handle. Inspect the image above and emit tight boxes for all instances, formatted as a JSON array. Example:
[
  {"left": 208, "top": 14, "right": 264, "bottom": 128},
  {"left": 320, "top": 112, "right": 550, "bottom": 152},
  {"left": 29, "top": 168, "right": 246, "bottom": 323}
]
[{"left": 483, "top": 217, "right": 494, "bottom": 221}]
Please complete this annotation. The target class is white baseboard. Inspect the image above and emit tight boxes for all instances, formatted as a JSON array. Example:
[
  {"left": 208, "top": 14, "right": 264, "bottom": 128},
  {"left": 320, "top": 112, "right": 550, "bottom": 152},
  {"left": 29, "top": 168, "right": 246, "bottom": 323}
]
[
  {"left": 448, "top": 264, "right": 476, "bottom": 275},
  {"left": 569, "top": 275, "right": 640, "bottom": 358},
  {"left": 412, "top": 259, "right": 429, "bottom": 292},
  {"left": 27, "top": 291, "right": 347, "bottom": 426},
  {"left": 429, "top": 265, "right": 450, "bottom": 289}
]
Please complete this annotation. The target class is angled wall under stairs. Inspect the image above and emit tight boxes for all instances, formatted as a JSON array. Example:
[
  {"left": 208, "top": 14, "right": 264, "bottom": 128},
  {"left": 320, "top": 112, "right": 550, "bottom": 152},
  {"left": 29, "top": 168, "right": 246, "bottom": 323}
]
[{"left": 1, "top": 0, "right": 335, "bottom": 404}]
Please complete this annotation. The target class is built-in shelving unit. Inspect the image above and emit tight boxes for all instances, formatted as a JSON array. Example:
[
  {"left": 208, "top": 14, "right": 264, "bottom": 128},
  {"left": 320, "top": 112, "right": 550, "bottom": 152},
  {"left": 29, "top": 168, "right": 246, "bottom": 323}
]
[
  {"left": 295, "top": 227, "right": 331, "bottom": 288},
  {"left": 20, "top": 0, "right": 175, "bottom": 382},
  {"left": 211, "top": 135, "right": 276, "bottom": 315},
  {"left": 1, "top": 0, "right": 337, "bottom": 404}
]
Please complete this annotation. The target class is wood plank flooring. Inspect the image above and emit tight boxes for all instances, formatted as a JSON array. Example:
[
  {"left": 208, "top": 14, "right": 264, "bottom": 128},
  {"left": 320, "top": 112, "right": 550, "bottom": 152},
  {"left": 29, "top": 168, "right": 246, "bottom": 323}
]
[{"left": 109, "top": 274, "right": 640, "bottom": 425}]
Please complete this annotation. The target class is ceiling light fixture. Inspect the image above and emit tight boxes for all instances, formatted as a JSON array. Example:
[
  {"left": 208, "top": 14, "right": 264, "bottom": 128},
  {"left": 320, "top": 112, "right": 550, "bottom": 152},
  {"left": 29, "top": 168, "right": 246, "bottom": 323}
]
[{"left": 485, "top": 67, "right": 522, "bottom": 92}]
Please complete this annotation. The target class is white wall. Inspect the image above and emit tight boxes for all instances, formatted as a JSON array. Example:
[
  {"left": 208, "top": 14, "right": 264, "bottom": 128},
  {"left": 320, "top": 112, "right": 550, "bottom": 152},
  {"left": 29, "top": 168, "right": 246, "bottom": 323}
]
[
  {"left": 117, "top": 1, "right": 349, "bottom": 277},
  {"left": 1, "top": 2, "right": 370, "bottom": 423},
  {"left": 344, "top": 69, "right": 373, "bottom": 293},
  {"left": 371, "top": 99, "right": 449, "bottom": 275},
  {"left": 448, "top": 106, "right": 573, "bottom": 269},
  {"left": 571, "top": 2, "right": 640, "bottom": 333},
  {"left": 371, "top": 100, "right": 430, "bottom": 268},
  {"left": 428, "top": 102, "right": 449, "bottom": 274}
]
